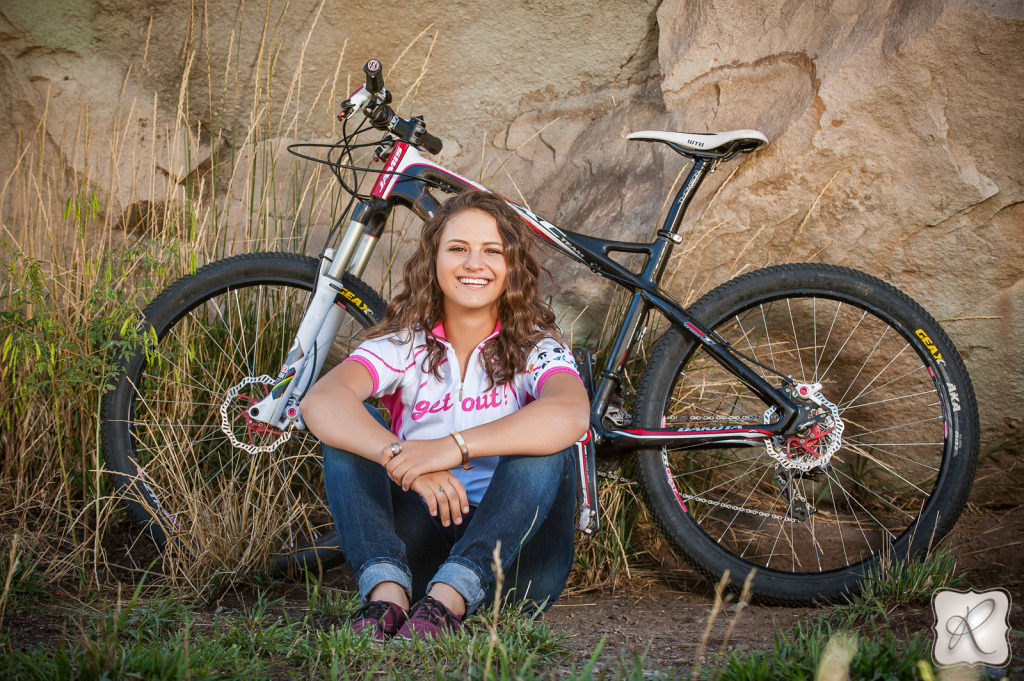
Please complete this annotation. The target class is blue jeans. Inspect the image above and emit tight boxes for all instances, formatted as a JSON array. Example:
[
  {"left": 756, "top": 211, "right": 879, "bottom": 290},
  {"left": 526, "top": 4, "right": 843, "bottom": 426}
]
[{"left": 322, "top": 408, "right": 576, "bottom": 615}]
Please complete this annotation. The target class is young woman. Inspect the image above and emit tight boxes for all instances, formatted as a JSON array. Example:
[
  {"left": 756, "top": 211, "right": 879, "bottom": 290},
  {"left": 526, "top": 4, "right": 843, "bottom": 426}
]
[{"left": 300, "top": 189, "right": 590, "bottom": 641}]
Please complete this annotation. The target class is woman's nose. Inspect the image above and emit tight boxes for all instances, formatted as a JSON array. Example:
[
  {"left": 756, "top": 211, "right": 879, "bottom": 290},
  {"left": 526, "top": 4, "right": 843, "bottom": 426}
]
[{"left": 464, "top": 248, "right": 484, "bottom": 270}]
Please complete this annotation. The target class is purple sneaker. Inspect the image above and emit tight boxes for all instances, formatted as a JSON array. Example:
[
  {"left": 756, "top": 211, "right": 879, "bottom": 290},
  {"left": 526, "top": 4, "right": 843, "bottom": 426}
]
[
  {"left": 349, "top": 600, "right": 407, "bottom": 640},
  {"left": 395, "top": 596, "right": 463, "bottom": 642}
]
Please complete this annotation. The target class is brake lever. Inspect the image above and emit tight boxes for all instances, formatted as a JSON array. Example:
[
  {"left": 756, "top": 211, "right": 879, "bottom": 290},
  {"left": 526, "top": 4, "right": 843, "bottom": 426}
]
[{"left": 338, "top": 85, "right": 372, "bottom": 121}]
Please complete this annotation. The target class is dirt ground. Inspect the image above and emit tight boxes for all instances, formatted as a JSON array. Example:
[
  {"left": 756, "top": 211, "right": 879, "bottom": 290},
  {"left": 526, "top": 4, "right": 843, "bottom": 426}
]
[
  {"left": 3, "top": 504, "right": 1022, "bottom": 676},
  {"left": 537, "top": 504, "right": 1024, "bottom": 674}
]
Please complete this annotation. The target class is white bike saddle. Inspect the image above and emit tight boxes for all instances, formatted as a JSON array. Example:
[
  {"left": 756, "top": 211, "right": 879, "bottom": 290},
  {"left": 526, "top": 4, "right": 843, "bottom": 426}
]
[{"left": 627, "top": 129, "right": 769, "bottom": 154}]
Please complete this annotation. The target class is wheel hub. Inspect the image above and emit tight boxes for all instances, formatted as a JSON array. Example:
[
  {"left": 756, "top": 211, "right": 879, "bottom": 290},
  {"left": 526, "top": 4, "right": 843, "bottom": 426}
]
[
  {"left": 763, "top": 382, "right": 844, "bottom": 472},
  {"left": 220, "top": 376, "right": 293, "bottom": 454}
]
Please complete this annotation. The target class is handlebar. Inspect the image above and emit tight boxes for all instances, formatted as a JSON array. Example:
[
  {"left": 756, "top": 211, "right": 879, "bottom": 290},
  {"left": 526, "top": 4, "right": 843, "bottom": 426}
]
[
  {"left": 363, "top": 59, "right": 384, "bottom": 94},
  {"left": 419, "top": 132, "right": 443, "bottom": 155},
  {"left": 338, "top": 59, "right": 444, "bottom": 155}
]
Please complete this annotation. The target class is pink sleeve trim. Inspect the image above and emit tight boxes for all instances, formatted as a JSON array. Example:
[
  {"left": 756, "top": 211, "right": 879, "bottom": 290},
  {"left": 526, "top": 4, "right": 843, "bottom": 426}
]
[
  {"left": 535, "top": 366, "right": 582, "bottom": 395},
  {"left": 343, "top": 356, "right": 380, "bottom": 395}
]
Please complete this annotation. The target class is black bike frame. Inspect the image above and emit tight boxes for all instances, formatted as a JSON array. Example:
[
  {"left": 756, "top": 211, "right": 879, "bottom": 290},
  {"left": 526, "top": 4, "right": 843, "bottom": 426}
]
[{"left": 354, "top": 143, "right": 803, "bottom": 455}]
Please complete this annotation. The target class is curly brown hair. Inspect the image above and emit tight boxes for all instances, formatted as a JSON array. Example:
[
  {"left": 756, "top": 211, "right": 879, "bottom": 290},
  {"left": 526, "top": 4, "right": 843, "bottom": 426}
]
[{"left": 366, "top": 189, "right": 561, "bottom": 387}]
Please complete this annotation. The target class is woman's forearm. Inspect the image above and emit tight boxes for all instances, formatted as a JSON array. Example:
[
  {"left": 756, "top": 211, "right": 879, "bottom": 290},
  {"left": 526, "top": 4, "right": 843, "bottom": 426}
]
[
  {"left": 460, "top": 388, "right": 590, "bottom": 458},
  {"left": 454, "top": 372, "right": 590, "bottom": 459}
]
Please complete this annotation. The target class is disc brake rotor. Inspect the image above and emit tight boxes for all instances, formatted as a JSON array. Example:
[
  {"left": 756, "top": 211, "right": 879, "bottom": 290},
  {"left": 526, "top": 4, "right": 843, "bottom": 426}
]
[
  {"left": 220, "top": 376, "right": 293, "bottom": 454},
  {"left": 763, "top": 382, "right": 844, "bottom": 472}
]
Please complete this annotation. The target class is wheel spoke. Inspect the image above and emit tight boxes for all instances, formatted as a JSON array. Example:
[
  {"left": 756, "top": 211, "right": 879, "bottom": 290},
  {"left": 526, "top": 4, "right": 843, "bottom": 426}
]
[
  {"left": 841, "top": 389, "right": 938, "bottom": 412},
  {"left": 819, "top": 309, "right": 868, "bottom": 383},
  {"left": 103, "top": 258, "right": 386, "bottom": 566},
  {"left": 837, "top": 325, "right": 891, "bottom": 406},
  {"left": 785, "top": 298, "right": 808, "bottom": 384},
  {"left": 635, "top": 266, "right": 971, "bottom": 599},
  {"left": 840, "top": 340, "right": 912, "bottom": 410},
  {"left": 714, "top": 463, "right": 775, "bottom": 542}
]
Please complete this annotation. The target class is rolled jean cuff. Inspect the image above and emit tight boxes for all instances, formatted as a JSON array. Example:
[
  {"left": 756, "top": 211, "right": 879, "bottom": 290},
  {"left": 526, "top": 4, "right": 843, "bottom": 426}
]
[
  {"left": 356, "top": 559, "right": 413, "bottom": 605},
  {"left": 428, "top": 558, "right": 487, "bottom": 614}
]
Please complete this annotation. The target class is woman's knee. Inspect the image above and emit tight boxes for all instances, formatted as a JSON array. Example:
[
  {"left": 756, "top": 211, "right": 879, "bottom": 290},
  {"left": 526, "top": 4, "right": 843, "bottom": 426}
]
[{"left": 494, "top": 446, "right": 574, "bottom": 480}]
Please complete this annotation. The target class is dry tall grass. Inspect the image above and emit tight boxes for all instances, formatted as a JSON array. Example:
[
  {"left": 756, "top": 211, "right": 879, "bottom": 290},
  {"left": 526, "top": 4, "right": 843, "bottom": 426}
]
[
  {"left": 0, "top": 4, "right": 443, "bottom": 597},
  {"left": 0, "top": 3, "right": 766, "bottom": 601}
]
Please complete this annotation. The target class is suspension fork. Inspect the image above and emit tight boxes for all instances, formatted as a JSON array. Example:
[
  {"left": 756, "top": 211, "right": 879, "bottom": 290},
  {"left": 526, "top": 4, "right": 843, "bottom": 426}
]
[{"left": 246, "top": 201, "right": 390, "bottom": 430}]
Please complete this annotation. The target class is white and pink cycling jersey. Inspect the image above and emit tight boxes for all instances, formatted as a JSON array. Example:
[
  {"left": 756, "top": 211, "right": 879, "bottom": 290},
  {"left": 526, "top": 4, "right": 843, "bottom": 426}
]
[{"left": 343, "top": 322, "right": 581, "bottom": 504}]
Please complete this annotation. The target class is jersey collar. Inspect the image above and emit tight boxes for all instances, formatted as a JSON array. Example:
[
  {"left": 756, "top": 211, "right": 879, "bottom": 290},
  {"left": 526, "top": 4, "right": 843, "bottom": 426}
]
[{"left": 430, "top": 319, "right": 501, "bottom": 345}]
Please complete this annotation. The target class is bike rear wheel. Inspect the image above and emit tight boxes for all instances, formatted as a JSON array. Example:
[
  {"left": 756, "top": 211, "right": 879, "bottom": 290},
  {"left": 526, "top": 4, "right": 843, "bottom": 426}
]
[
  {"left": 101, "top": 252, "right": 386, "bottom": 574},
  {"left": 633, "top": 264, "right": 979, "bottom": 604}
]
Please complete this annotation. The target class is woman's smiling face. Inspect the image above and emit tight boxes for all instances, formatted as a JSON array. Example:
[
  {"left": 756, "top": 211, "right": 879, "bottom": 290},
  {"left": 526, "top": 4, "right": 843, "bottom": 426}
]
[{"left": 435, "top": 208, "right": 508, "bottom": 319}]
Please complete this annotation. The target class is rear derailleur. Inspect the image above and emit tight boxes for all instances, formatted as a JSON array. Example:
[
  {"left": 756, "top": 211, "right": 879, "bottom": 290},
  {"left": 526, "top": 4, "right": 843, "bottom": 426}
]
[{"left": 773, "top": 466, "right": 821, "bottom": 522}]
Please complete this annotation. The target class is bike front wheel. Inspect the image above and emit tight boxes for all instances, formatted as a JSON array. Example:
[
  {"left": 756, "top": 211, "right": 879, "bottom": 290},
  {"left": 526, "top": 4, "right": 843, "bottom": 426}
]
[
  {"left": 101, "top": 252, "right": 386, "bottom": 574},
  {"left": 633, "top": 264, "right": 979, "bottom": 604}
]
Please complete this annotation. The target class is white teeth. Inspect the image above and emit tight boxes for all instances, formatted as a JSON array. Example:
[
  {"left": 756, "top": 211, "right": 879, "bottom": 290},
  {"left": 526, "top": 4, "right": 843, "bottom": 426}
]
[{"left": 458, "top": 278, "right": 489, "bottom": 286}]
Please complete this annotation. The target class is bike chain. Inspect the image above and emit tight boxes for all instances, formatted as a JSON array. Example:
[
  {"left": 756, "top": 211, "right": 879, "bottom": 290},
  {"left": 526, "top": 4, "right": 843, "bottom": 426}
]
[
  {"left": 674, "top": 490, "right": 797, "bottom": 523},
  {"left": 597, "top": 470, "right": 634, "bottom": 484},
  {"left": 596, "top": 470, "right": 796, "bottom": 522}
]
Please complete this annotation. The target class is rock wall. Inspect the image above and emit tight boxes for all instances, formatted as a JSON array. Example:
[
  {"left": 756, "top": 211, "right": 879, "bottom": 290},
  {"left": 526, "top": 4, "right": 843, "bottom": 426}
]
[
  {"left": 482, "top": 0, "right": 1024, "bottom": 467},
  {"left": 1, "top": 1, "right": 1020, "bottom": 465}
]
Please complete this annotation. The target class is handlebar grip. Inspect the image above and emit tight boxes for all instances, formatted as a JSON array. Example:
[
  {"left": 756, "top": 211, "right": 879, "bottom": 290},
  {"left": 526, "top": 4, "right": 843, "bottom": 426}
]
[
  {"left": 420, "top": 132, "right": 443, "bottom": 155},
  {"left": 364, "top": 59, "right": 384, "bottom": 93}
]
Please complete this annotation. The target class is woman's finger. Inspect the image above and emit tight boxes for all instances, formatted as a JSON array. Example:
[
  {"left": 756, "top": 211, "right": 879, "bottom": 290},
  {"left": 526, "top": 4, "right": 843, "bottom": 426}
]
[
  {"left": 411, "top": 479, "right": 440, "bottom": 517},
  {"left": 388, "top": 459, "right": 415, "bottom": 489},
  {"left": 450, "top": 477, "right": 470, "bottom": 515},
  {"left": 424, "top": 490, "right": 438, "bottom": 518},
  {"left": 441, "top": 486, "right": 463, "bottom": 525},
  {"left": 384, "top": 454, "right": 402, "bottom": 475},
  {"left": 433, "top": 485, "right": 453, "bottom": 526},
  {"left": 400, "top": 467, "right": 422, "bottom": 490},
  {"left": 387, "top": 459, "right": 409, "bottom": 484}
]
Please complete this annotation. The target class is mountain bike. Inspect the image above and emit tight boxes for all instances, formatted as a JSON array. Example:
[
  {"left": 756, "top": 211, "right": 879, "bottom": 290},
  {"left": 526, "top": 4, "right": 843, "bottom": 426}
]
[{"left": 101, "top": 59, "right": 979, "bottom": 605}]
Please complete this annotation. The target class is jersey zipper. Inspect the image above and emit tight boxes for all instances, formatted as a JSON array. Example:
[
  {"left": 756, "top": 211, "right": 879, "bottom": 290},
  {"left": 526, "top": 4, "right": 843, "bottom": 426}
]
[{"left": 446, "top": 344, "right": 464, "bottom": 429}]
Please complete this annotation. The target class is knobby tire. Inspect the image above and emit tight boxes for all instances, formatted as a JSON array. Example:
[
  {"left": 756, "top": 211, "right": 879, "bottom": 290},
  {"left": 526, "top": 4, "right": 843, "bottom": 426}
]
[
  {"left": 100, "top": 252, "right": 386, "bottom": 575},
  {"left": 632, "top": 264, "right": 979, "bottom": 605}
]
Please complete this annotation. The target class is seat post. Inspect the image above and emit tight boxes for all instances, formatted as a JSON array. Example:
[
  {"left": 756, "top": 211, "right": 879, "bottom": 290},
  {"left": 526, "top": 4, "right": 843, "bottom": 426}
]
[
  {"left": 646, "top": 158, "right": 717, "bottom": 285},
  {"left": 661, "top": 157, "right": 716, "bottom": 238}
]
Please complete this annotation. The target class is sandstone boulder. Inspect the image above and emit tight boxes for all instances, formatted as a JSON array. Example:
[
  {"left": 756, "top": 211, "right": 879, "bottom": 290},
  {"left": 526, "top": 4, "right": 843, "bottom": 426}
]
[{"left": 0, "top": 0, "right": 1019, "bottom": 469}]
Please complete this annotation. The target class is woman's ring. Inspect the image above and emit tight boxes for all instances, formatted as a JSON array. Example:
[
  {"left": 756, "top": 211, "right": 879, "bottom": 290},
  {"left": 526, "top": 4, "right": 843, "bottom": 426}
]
[{"left": 437, "top": 487, "right": 444, "bottom": 493}]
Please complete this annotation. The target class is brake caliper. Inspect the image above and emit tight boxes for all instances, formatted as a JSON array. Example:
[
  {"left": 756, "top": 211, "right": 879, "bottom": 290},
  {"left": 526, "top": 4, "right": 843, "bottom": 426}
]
[
  {"left": 221, "top": 376, "right": 293, "bottom": 454},
  {"left": 763, "top": 382, "right": 844, "bottom": 472}
]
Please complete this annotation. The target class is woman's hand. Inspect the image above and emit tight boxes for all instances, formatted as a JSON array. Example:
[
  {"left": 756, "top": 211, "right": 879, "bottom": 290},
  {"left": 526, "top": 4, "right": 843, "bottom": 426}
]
[
  {"left": 382, "top": 438, "right": 462, "bottom": 490},
  {"left": 408, "top": 472, "right": 470, "bottom": 527}
]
